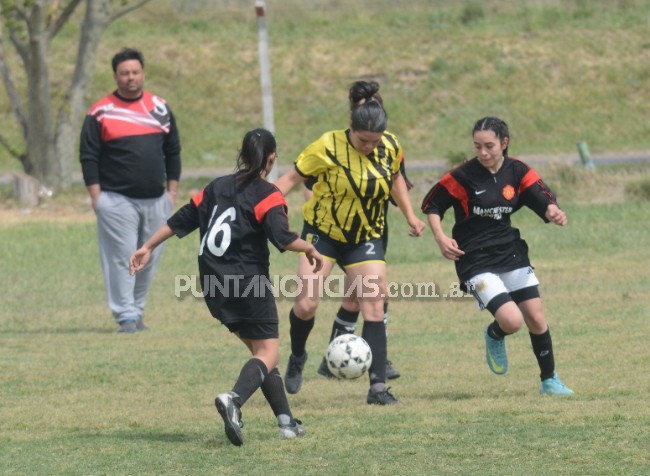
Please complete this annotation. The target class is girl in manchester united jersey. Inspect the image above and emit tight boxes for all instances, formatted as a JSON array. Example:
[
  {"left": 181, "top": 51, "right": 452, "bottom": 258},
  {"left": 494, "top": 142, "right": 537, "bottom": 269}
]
[
  {"left": 421, "top": 116, "right": 574, "bottom": 396},
  {"left": 275, "top": 85, "right": 425, "bottom": 406},
  {"left": 130, "top": 129, "right": 323, "bottom": 446}
]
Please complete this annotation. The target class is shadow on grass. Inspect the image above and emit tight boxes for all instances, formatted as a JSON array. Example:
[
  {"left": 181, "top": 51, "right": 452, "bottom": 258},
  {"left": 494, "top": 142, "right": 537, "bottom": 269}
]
[
  {"left": 424, "top": 388, "right": 529, "bottom": 400},
  {"left": 425, "top": 391, "right": 477, "bottom": 401},
  {"left": 2, "top": 327, "right": 114, "bottom": 335},
  {"left": 80, "top": 429, "right": 195, "bottom": 444}
]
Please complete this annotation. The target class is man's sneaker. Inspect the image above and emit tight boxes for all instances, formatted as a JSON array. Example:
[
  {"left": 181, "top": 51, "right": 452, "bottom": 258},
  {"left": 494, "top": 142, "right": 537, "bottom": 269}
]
[
  {"left": 540, "top": 374, "right": 575, "bottom": 396},
  {"left": 484, "top": 325, "right": 508, "bottom": 375},
  {"left": 118, "top": 320, "right": 137, "bottom": 334},
  {"left": 385, "top": 360, "right": 401, "bottom": 380},
  {"left": 215, "top": 392, "right": 244, "bottom": 446},
  {"left": 317, "top": 357, "right": 336, "bottom": 379},
  {"left": 285, "top": 352, "right": 308, "bottom": 394},
  {"left": 278, "top": 418, "right": 307, "bottom": 439},
  {"left": 135, "top": 317, "right": 149, "bottom": 331},
  {"left": 367, "top": 387, "right": 399, "bottom": 405}
]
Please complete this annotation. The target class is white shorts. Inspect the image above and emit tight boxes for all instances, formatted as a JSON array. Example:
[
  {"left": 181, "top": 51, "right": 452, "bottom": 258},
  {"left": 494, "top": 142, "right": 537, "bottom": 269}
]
[{"left": 465, "top": 266, "right": 539, "bottom": 311}]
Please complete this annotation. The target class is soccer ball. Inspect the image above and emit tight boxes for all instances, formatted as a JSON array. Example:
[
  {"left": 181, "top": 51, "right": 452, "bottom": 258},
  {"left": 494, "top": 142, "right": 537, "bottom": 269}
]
[{"left": 325, "top": 334, "right": 373, "bottom": 379}]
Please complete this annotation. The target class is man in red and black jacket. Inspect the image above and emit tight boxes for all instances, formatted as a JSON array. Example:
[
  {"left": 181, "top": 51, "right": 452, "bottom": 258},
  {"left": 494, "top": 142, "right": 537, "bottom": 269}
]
[{"left": 80, "top": 47, "right": 181, "bottom": 333}]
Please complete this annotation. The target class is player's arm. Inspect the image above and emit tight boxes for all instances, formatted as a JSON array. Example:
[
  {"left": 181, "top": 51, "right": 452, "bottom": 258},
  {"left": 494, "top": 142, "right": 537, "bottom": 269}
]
[
  {"left": 79, "top": 115, "right": 103, "bottom": 212},
  {"left": 86, "top": 184, "right": 101, "bottom": 212},
  {"left": 274, "top": 168, "right": 307, "bottom": 196},
  {"left": 426, "top": 213, "right": 464, "bottom": 261},
  {"left": 130, "top": 224, "right": 175, "bottom": 275},
  {"left": 545, "top": 204, "right": 567, "bottom": 226},
  {"left": 517, "top": 165, "right": 565, "bottom": 224},
  {"left": 390, "top": 172, "right": 425, "bottom": 237},
  {"left": 256, "top": 186, "right": 322, "bottom": 271},
  {"left": 421, "top": 177, "right": 464, "bottom": 260},
  {"left": 284, "top": 238, "right": 323, "bottom": 272},
  {"left": 130, "top": 195, "right": 200, "bottom": 275}
]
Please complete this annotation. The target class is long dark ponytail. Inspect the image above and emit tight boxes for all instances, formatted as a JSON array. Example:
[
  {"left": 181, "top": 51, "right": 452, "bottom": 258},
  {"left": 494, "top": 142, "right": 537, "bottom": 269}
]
[{"left": 235, "top": 128, "right": 276, "bottom": 185}]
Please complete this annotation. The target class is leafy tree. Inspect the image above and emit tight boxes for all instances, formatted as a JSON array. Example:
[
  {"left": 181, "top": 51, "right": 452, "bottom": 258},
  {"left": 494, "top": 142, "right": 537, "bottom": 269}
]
[{"left": 0, "top": 0, "right": 152, "bottom": 191}]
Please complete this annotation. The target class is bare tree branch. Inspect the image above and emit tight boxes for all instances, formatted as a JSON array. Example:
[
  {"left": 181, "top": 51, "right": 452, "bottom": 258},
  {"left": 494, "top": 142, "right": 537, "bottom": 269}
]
[
  {"left": 10, "top": 2, "right": 30, "bottom": 23},
  {"left": 8, "top": 26, "right": 29, "bottom": 64},
  {"left": 0, "top": 131, "right": 24, "bottom": 159},
  {"left": 0, "top": 23, "right": 27, "bottom": 140},
  {"left": 47, "top": 0, "right": 83, "bottom": 39},
  {"left": 107, "top": 0, "right": 152, "bottom": 23}
]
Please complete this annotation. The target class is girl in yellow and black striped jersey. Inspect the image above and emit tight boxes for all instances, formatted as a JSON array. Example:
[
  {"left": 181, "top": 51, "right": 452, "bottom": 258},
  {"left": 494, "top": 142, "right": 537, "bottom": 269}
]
[
  {"left": 275, "top": 82, "right": 425, "bottom": 405},
  {"left": 303, "top": 81, "right": 414, "bottom": 382}
]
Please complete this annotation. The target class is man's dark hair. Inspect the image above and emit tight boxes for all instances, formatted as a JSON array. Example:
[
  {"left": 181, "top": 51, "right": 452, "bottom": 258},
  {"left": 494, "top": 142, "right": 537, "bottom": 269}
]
[{"left": 111, "top": 48, "right": 144, "bottom": 72}]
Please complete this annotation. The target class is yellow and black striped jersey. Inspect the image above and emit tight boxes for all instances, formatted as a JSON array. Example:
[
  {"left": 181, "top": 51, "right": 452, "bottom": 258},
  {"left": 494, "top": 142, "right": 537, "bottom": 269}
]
[{"left": 295, "top": 129, "right": 403, "bottom": 243}]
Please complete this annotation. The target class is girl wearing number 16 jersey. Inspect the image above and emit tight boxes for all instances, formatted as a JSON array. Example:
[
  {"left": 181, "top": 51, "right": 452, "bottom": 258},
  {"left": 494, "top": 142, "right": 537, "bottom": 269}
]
[{"left": 130, "top": 129, "right": 323, "bottom": 446}]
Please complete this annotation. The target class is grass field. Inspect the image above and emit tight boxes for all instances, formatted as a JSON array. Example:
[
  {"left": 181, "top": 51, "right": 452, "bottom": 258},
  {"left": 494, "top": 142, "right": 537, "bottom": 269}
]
[{"left": 1, "top": 164, "right": 649, "bottom": 475}]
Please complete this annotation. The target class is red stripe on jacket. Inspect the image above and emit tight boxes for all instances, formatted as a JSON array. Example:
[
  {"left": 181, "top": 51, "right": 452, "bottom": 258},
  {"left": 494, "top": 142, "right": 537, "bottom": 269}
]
[
  {"left": 191, "top": 188, "right": 205, "bottom": 207},
  {"left": 254, "top": 191, "right": 287, "bottom": 223},
  {"left": 518, "top": 169, "right": 541, "bottom": 195},
  {"left": 440, "top": 174, "right": 469, "bottom": 217}
]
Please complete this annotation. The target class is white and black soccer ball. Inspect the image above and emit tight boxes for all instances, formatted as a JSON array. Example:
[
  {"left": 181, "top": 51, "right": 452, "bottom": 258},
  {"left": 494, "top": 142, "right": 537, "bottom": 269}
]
[{"left": 325, "top": 334, "right": 373, "bottom": 379}]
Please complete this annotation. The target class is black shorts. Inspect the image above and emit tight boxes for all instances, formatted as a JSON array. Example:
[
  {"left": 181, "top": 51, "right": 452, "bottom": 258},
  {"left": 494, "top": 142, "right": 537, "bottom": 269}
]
[
  {"left": 223, "top": 321, "right": 279, "bottom": 340},
  {"left": 301, "top": 222, "right": 385, "bottom": 268},
  {"left": 198, "top": 270, "right": 279, "bottom": 340}
]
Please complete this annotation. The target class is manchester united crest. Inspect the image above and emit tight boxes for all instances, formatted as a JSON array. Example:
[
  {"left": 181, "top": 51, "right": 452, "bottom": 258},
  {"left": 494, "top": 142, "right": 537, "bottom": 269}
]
[{"left": 502, "top": 185, "right": 515, "bottom": 200}]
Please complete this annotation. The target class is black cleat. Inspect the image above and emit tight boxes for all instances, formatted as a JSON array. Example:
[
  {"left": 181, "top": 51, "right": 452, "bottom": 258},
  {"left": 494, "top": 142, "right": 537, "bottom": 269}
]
[
  {"left": 284, "top": 352, "right": 308, "bottom": 394},
  {"left": 317, "top": 357, "right": 336, "bottom": 379},
  {"left": 367, "top": 387, "right": 399, "bottom": 405},
  {"left": 215, "top": 392, "right": 244, "bottom": 446},
  {"left": 385, "top": 360, "right": 401, "bottom": 380}
]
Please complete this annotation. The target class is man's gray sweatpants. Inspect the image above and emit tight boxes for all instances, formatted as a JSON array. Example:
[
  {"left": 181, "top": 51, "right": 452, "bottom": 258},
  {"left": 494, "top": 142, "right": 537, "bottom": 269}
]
[{"left": 95, "top": 191, "right": 173, "bottom": 324}]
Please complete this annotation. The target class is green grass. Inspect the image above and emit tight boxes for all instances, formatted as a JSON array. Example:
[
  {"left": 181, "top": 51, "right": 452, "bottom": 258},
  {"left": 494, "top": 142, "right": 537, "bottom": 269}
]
[
  {"left": 1, "top": 164, "right": 649, "bottom": 474},
  {"left": 1, "top": 0, "right": 650, "bottom": 176}
]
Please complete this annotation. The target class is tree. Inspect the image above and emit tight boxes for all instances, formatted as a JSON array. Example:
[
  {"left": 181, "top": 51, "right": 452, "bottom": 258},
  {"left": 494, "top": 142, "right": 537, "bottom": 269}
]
[{"left": 0, "top": 0, "right": 152, "bottom": 191}]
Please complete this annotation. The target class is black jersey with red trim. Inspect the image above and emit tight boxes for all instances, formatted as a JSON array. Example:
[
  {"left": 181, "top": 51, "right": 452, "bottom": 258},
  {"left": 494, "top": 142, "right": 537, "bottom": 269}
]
[
  {"left": 167, "top": 174, "right": 298, "bottom": 277},
  {"left": 79, "top": 90, "right": 181, "bottom": 199},
  {"left": 421, "top": 157, "right": 558, "bottom": 278}
]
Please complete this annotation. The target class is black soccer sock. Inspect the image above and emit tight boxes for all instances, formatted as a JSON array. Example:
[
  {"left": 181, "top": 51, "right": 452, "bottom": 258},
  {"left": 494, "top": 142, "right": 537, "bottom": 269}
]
[
  {"left": 362, "top": 320, "right": 387, "bottom": 386},
  {"left": 289, "top": 308, "right": 314, "bottom": 357},
  {"left": 260, "top": 368, "right": 292, "bottom": 418},
  {"left": 383, "top": 302, "right": 389, "bottom": 337},
  {"left": 530, "top": 328, "right": 555, "bottom": 381},
  {"left": 231, "top": 358, "right": 268, "bottom": 406},
  {"left": 487, "top": 320, "right": 510, "bottom": 340},
  {"left": 329, "top": 306, "right": 359, "bottom": 342}
]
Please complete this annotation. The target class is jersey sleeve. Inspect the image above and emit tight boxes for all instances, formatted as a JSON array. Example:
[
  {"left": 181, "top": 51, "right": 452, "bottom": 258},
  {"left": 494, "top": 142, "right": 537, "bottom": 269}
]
[
  {"left": 294, "top": 135, "right": 332, "bottom": 178},
  {"left": 399, "top": 152, "right": 414, "bottom": 190},
  {"left": 388, "top": 150, "right": 412, "bottom": 207},
  {"left": 516, "top": 165, "right": 557, "bottom": 221},
  {"left": 167, "top": 194, "right": 200, "bottom": 238},
  {"left": 254, "top": 188, "right": 299, "bottom": 251},
  {"left": 79, "top": 114, "right": 103, "bottom": 186},
  {"left": 421, "top": 172, "right": 466, "bottom": 219},
  {"left": 163, "top": 109, "right": 182, "bottom": 181},
  {"left": 263, "top": 207, "right": 299, "bottom": 252}
]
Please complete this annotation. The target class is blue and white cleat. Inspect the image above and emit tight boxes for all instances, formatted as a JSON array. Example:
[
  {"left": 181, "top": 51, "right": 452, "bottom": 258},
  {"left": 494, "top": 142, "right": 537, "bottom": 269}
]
[
  {"left": 540, "top": 373, "right": 575, "bottom": 396},
  {"left": 484, "top": 325, "right": 508, "bottom": 375}
]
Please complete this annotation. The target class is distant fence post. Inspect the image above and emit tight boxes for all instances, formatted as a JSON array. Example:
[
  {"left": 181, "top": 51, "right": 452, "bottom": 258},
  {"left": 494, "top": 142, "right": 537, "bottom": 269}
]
[
  {"left": 576, "top": 141, "right": 595, "bottom": 169},
  {"left": 13, "top": 173, "right": 40, "bottom": 207},
  {"left": 255, "top": 0, "right": 277, "bottom": 181}
]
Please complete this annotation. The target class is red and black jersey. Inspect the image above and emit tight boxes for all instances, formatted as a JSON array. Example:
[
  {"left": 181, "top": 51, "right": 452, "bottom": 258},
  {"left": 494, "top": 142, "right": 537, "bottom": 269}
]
[
  {"left": 79, "top": 90, "right": 181, "bottom": 199},
  {"left": 421, "top": 157, "right": 558, "bottom": 279},
  {"left": 168, "top": 174, "right": 299, "bottom": 278}
]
